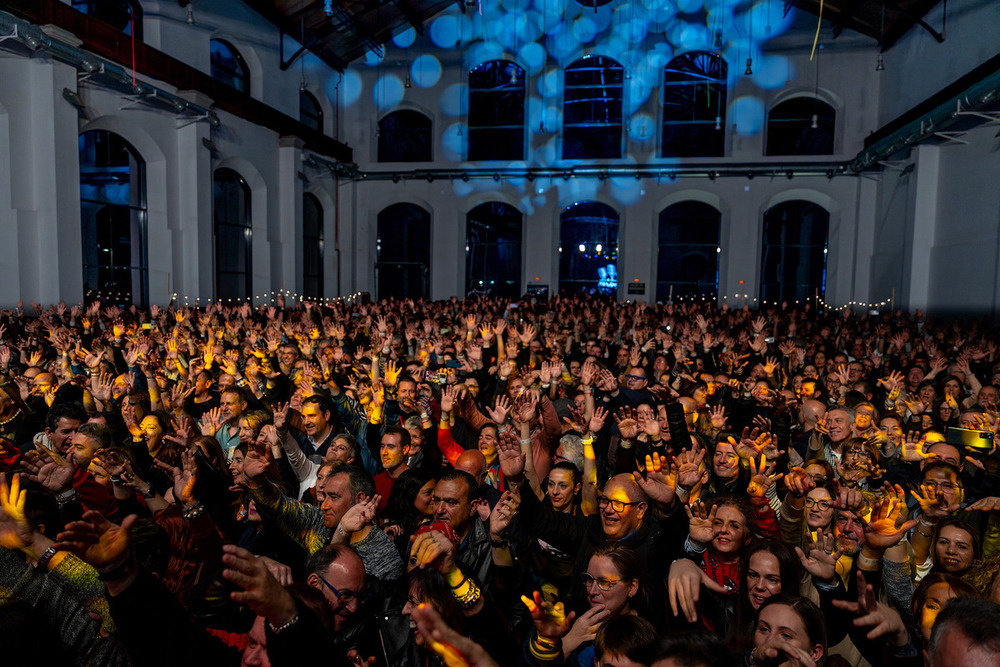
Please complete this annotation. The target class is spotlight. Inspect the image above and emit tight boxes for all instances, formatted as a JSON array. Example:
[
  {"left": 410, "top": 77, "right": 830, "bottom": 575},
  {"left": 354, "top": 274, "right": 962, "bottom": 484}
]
[
  {"left": 745, "top": 58, "right": 753, "bottom": 75},
  {"left": 876, "top": 54, "right": 885, "bottom": 71},
  {"left": 715, "top": 116, "right": 722, "bottom": 131},
  {"left": 578, "top": 244, "right": 586, "bottom": 252}
]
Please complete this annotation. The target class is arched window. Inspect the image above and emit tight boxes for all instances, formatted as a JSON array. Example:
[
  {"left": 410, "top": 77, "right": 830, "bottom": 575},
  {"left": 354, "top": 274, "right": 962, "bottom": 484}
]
[
  {"left": 765, "top": 97, "right": 835, "bottom": 156},
  {"left": 559, "top": 201, "right": 619, "bottom": 294},
  {"left": 71, "top": 0, "right": 142, "bottom": 38},
  {"left": 303, "top": 193, "right": 324, "bottom": 299},
  {"left": 563, "top": 56, "right": 624, "bottom": 159},
  {"left": 378, "top": 110, "right": 432, "bottom": 162},
  {"left": 210, "top": 39, "right": 250, "bottom": 94},
  {"left": 300, "top": 90, "right": 323, "bottom": 133},
  {"left": 760, "top": 200, "right": 829, "bottom": 304},
  {"left": 466, "top": 202, "right": 522, "bottom": 299},
  {"left": 377, "top": 203, "right": 430, "bottom": 299},
  {"left": 214, "top": 168, "right": 252, "bottom": 301},
  {"left": 662, "top": 52, "right": 727, "bottom": 158},
  {"left": 79, "top": 130, "right": 147, "bottom": 306},
  {"left": 657, "top": 201, "right": 721, "bottom": 301},
  {"left": 468, "top": 60, "right": 525, "bottom": 161}
]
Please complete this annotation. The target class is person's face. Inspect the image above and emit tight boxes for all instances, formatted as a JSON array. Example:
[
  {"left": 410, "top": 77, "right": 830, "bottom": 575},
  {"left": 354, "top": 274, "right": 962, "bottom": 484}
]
[
  {"left": 835, "top": 510, "right": 864, "bottom": 556},
  {"left": 140, "top": 416, "right": 165, "bottom": 445},
  {"left": 433, "top": 478, "right": 472, "bottom": 533},
  {"left": 711, "top": 505, "right": 749, "bottom": 556},
  {"left": 301, "top": 404, "right": 331, "bottom": 438},
  {"left": 802, "top": 364, "right": 818, "bottom": 379},
  {"left": 247, "top": 499, "right": 261, "bottom": 523},
  {"left": 477, "top": 426, "right": 498, "bottom": 463},
  {"left": 713, "top": 442, "right": 739, "bottom": 480},
  {"left": 68, "top": 433, "right": 100, "bottom": 469},
  {"left": 229, "top": 449, "right": 245, "bottom": 481},
  {"left": 320, "top": 474, "right": 356, "bottom": 529},
  {"left": 847, "top": 363, "right": 862, "bottom": 383},
  {"left": 599, "top": 479, "right": 645, "bottom": 540},
  {"left": 813, "top": 352, "right": 827, "bottom": 369},
  {"left": 922, "top": 467, "right": 962, "bottom": 507},
  {"left": 919, "top": 582, "right": 958, "bottom": 642},
  {"left": 907, "top": 367, "right": 925, "bottom": 389},
  {"left": 402, "top": 581, "right": 423, "bottom": 633},
  {"left": 804, "top": 463, "right": 829, "bottom": 485},
  {"left": 805, "top": 488, "right": 835, "bottom": 529},
  {"left": 325, "top": 437, "right": 354, "bottom": 465},
  {"left": 944, "top": 379, "right": 962, "bottom": 399},
  {"left": 625, "top": 369, "right": 648, "bottom": 390},
  {"left": 32, "top": 373, "right": 56, "bottom": 396},
  {"left": 746, "top": 551, "right": 782, "bottom": 611},
  {"left": 48, "top": 417, "right": 83, "bottom": 452},
  {"left": 754, "top": 604, "right": 821, "bottom": 665},
  {"left": 380, "top": 433, "right": 409, "bottom": 471},
  {"left": 569, "top": 360, "right": 582, "bottom": 378},
  {"left": 855, "top": 406, "right": 874, "bottom": 432},
  {"left": 842, "top": 445, "right": 874, "bottom": 478},
  {"left": 238, "top": 419, "right": 256, "bottom": 445},
  {"left": 584, "top": 555, "right": 637, "bottom": 615},
  {"left": 935, "top": 525, "right": 975, "bottom": 573},
  {"left": 398, "top": 380, "right": 417, "bottom": 406},
  {"left": 310, "top": 560, "right": 365, "bottom": 630},
  {"left": 313, "top": 465, "right": 332, "bottom": 503},
  {"left": 465, "top": 380, "right": 479, "bottom": 397},
  {"left": 879, "top": 417, "right": 903, "bottom": 446},
  {"left": 547, "top": 468, "right": 578, "bottom": 512},
  {"left": 220, "top": 392, "right": 246, "bottom": 423},
  {"left": 278, "top": 346, "right": 298, "bottom": 366},
  {"left": 927, "top": 442, "right": 961, "bottom": 467},
  {"left": 978, "top": 386, "right": 998, "bottom": 408},
  {"left": 414, "top": 479, "right": 436, "bottom": 516},
  {"left": 617, "top": 348, "right": 630, "bottom": 365},
  {"left": 920, "top": 384, "right": 937, "bottom": 406},
  {"left": 241, "top": 617, "right": 271, "bottom": 667},
  {"left": 799, "top": 381, "right": 818, "bottom": 400},
  {"left": 508, "top": 378, "right": 525, "bottom": 398},
  {"left": 826, "top": 410, "right": 853, "bottom": 443},
  {"left": 195, "top": 372, "right": 213, "bottom": 392}
]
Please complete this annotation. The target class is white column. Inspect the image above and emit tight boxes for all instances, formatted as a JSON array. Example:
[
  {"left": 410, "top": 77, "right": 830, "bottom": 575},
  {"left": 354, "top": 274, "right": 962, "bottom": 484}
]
[
  {"left": 904, "top": 145, "right": 940, "bottom": 311},
  {"left": 276, "top": 137, "right": 303, "bottom": 298},
  {"left": 174, "top": 117, "right": 213, "bottom": 302}
]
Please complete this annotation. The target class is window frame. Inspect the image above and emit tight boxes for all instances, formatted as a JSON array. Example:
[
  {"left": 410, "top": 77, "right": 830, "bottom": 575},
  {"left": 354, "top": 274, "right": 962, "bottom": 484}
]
[
  {"left": 210, "top": 39, "right": 250, "bottom": 95},
  {"left": 213, "top": 168, "right": 253, "bottom": 301},
  {"left": 468, "top": 60, "right": 526, "bottom": 162},
  {"left": 562, "top": 55, "right": 625, "bottom": 160}
]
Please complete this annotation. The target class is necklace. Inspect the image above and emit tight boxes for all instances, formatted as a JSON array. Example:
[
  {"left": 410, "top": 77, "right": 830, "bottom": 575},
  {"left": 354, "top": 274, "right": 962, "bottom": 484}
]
[{"left": 0, "top": 409, "right": 21, "bottom": 427}]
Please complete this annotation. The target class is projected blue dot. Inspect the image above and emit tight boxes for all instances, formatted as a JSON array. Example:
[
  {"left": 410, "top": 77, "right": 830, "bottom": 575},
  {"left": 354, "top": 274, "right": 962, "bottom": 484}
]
[
  {"left": 504, "top": 160, "right": 528, "bottom": 185},
  {"left": 731, "top": 95, "right": 765, "bottom": 135},
  {"left": 441, "top": 123, "right": 467, "bottom": 162},
  {"left": 411, "top": 55, "right": 442, "bottom": 88},
  {"left": 610, "top": 177, "right": 642, "bottom": 206},
  {"left": 572, "top": 16, "right": 597, "bottom": 43},
  {"left": 466, "top": 42, "right": 505, "bottom": 69},
  {"left": 550, "top": 27, "right": 580, "bottom": 58},
  {"left": 537, "top": 69, "right": 561, "bottom": 98},
  {"left": 625, "top": 77, "right": 651, "bottom": 114},
  {"left": 363, "top": 49, "right": 383, "bottom": 66},
  {"left": 431, "top": 15, "right": 460, "bottom": 48},
  {"left": 589, "top": 5, "right": 614, "bottom": 33},
  {"left": 533, "top": 142, "right": 557, "bottom": 166},
  {"left": 440, "top": 83, "right": 469, "bottom": 117},
  {"left": 453, "top": 179, "right": 476, "bottom": 198},
  {"left": 630, "top": 113, "right": 656, "bottom": 141},
  {"left": 518, "top": 42, "right": 546, "bottom": 73},
  {"left": 393, "top": 28, "right": 417, "bottom": 48},
  {"left": 566, "top": 179, "right": 600, "bottom": 202},
  {"left": 373, "top": 75, "right": 404, "bottom": 109},
  {"left": 484, "top": 15, "right": 506, "bottom": 41},
  {"left": 678, "top": 23, "right": 709, "bottom": 50},
  {"left": 754, "top": 54, "right": 790, "bottom": 90},
  {"left": 625, "top": 17, "right": 649, "bottom": 44},
  {"left": 331, "top": 70, "right": 361, "bottom": 107}
]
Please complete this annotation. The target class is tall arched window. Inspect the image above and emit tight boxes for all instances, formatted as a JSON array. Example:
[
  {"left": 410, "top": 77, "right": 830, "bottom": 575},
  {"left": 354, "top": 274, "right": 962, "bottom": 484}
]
[
  {"left": 563, "top": 56, "right": 624, "bottom": 159},
  {"left": 303, "top": 193, "right": 324, "bottom": 299},
  {"left": 468, "top": 61, "right": 525, "bottom": 161},
  {"left": 300, "top": 90, "right": 323, "bottom": 133},
  {"left": 765, "top": 98, "right": 835, "bottom": 156},
  {"left": 214, "top": 168, "right": 252, "bottom": 301},
  {"left": 377, "top": 203, "right": 430, "bottom": 299},
  {"left": 210, "top": 39, "right": 249, "bottom": 94},
  {"left": 559, "top": 202, "right": 619, "bottom": 294},
  {"left": 657, "top": 201, "right": 721, "bottom": 301},
  {"left": 378, "top": 110, "right": 432, "bottom": 162},
  {"left": 79, "top": 130, "right": 148, "bottom": 306},
  {"left": 760, "top": 201, "right": 829, "bottom": 304},
  {"left": 71, "top": 0, "right": 142, "bottom": 38},
  {"left": 662, "top": 52, "right": 727, "bottom": 157},
  {"left": 466, "top": 202, "right": 522, "bottom": 299}
]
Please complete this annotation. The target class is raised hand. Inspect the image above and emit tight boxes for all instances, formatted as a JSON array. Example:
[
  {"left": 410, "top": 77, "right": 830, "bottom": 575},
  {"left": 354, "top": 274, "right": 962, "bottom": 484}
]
[
  {"left": 832, "top": 571, "right": 909, "bottom": 645},
  {"left": 54, "top": 510, "right": 137, "bottom": 571},
  {"left": 489, "top": 488, "right": 520, "bottom": 540},
  {"left": 221, "top": 544, "right": 297, "bottom": 624},
  {"left": 521, "top": 590, "right": 575, "bottom": 640},
  {"left": 24, "top": 447, "right": 75, "bottom": 494},
  {"left": 709, "top": 405, "right": 727, "bottom": 430},
  {"left": 685, "top": 501, "right": 720, "bottom": 547},
  {"left": 864, "top": 485, "right": 917, "bottom": 550},
  {"left": 783, "top": 466, "right": 816, "bottom": 498},
  {"left": 747, "top": 454, "right": 781, "bottom": 498},
  {"left": 910, "top": 483, "right": 960, "bottom": 521},
  {"left": 588, "top": 406, "right": 608, "bottom": 434},
  {"left": 339, "top": 494, "right": 380, "bottom": 535},
  {"left": 795, "top": 532, "right": 843, "bottom": 583},
  {"left": 676, "top": 446, "right": 708, "bottom": 491},
  {"left": 412, "top": 603, "right": 501, "bottom": 667},
  {"left": 485, "top": 394, "right": 511, "bottom": 424},
  {"left": 667, "top": 557, "right": 730, "bottom": 623},
  {"left": 633, "top": 451, "right": 677, "bottom": 506},
  {"left": 0, "top": 473, "right": 34, "bottom": 552},
  {"left": 496, "top": 428, "right": 525, "bottom": 479}
]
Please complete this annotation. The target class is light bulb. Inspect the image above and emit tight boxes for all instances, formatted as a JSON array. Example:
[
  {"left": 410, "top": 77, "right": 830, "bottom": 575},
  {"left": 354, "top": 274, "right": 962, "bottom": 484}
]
[{"left": 578, "top": 244, "right": 586, "bottom": 253}]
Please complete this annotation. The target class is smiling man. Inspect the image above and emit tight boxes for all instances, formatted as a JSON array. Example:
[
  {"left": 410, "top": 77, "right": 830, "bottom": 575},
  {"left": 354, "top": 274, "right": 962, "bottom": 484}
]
[
  {"left": 807, "top": 405, "right": 856, "bottom": 468},
  {"left": 374, "top": 426, "right": 410, "bottom": 513}
]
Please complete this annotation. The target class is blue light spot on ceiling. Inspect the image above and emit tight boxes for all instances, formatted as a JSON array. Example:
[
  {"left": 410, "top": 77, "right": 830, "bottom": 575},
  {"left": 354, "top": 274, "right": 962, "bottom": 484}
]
[
  {"left": 440, "top": 83, "right": 469, "bottom": 116},
  {"left": 373, "top": 75, "right": 404, "bottom": 109},
  {"left": 572, "top": 16, "right": 598, "bottom": 43},
  {"left": 518, "top": 42, "right": 546, "bottom": 74},
  {"left": 441, "top": 123, "right": 467, "bottom": 161},
  {"left": 630, "top": 113, "right": 656, "bottom": 140},
  {"left": 393, "top": 28, "right": 417, "bottom": 48},
  {"left": 754, "top": 54, "right": 790, "bottom": 90},
  {"left": 332, "top": 70, "right": 361, "bottom": 107},
  {"left": 430, "top": 14, "right": 460, "bottom": 48}
]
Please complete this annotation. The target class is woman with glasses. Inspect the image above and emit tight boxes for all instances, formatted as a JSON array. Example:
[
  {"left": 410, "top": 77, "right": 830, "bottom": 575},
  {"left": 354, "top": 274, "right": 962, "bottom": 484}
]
[
  {"left": 910, "top": 461, "right": 966, "bottom": 581},
  {"left": 779, "top": 480, "right": 837, "bottom": 552},
  {"left": 524, "top": 542, "right": 645, "bottom": 667}
]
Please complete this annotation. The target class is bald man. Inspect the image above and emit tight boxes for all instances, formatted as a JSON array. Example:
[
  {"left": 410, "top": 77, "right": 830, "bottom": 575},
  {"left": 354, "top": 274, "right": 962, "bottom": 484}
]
[
  {"left": 455, "top": 449, "right": 501, "bottom": 511},
  {"left": 790, "top": 399, "right": 826, "bottom": 465}
]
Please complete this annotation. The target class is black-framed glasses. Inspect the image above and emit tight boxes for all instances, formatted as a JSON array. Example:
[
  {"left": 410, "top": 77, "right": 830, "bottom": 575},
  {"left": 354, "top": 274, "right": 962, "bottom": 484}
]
[
  {"left": 581, "top": 573, "right": 622, "bottom": 591},
  {"left": 624, "top": 374, "right": 646, "bottom": 382},
  {"left": 804, "top": 497, "right": 832, "bottom": 511},
  {"left": 598, "top": 496, "right": 641, "bottom": 513},
  {"left": 315, "top": 574, "right": 359, "bottom": 605}
]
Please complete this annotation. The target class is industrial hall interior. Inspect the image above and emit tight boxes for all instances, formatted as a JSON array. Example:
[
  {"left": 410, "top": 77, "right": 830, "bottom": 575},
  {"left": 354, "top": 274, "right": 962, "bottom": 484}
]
[{"left": 0, "top": 0, "right": 998, "bottom": 315}]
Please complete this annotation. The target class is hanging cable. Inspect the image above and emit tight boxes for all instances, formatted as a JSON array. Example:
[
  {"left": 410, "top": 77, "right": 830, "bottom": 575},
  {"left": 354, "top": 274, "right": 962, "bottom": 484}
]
[{"left": 810, "top": 0, "right": 823, "bottom": 61}]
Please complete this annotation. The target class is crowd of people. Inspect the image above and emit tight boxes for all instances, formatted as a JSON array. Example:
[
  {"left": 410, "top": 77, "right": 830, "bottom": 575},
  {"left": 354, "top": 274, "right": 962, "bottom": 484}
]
[{"left": 2, "top": 294, "right": 1000, "bottom": 667}]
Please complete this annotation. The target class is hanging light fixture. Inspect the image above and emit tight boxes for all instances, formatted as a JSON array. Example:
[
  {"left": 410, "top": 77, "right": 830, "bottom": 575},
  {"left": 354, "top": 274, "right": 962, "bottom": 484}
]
[
  {"left": 876, "top": 0, "right": 886, "bottom": 72},
  {"left": 715, "top": 115, "right": 722, "bottom": 131},
  {"left": 186, "top": 3, "right": 195, "bottom": 24},
  {"left": 811, "top": 114, "right": 819, "bottom": 129},
  {"left": 745, "top": 58, "right": 753, "bottom": 76},
  {"left": 876, "top": 53, "right": 885, "bottom": 71},
  {"left": 714, "top": 30, "right": 723, "bottom": 48}
]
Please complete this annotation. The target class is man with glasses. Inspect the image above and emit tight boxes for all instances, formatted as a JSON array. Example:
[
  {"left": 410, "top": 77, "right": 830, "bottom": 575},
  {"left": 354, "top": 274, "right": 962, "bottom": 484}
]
[{"left": 305, "top": 544, "right": 366, "bottom": 632}]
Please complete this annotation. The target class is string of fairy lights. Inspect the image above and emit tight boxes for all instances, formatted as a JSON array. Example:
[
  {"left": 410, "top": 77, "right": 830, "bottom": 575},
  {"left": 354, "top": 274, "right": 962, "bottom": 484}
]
[{"left": 83, "top": 289, "right": 894, "bottom": 312}]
